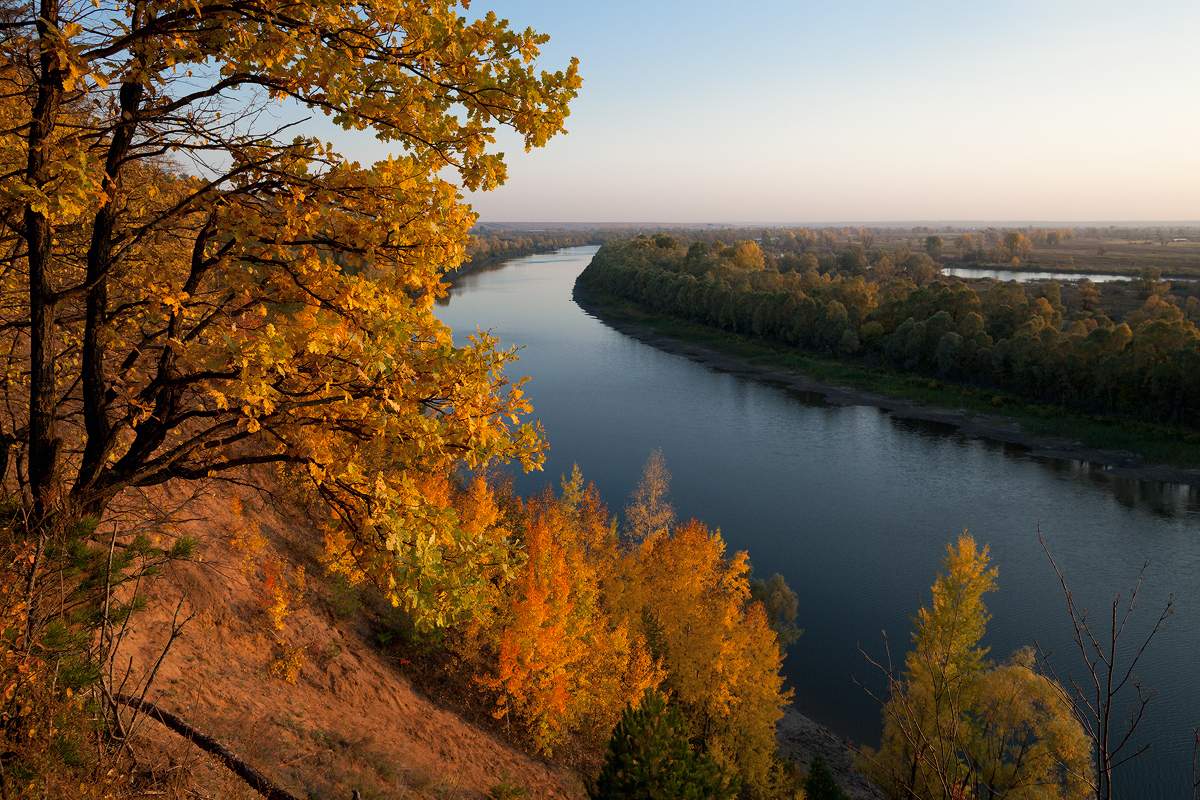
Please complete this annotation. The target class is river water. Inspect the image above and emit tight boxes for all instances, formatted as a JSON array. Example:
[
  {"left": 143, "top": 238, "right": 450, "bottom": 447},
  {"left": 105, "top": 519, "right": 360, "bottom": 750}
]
[
  {"left": 942, "top": 266, "right": 1133, "bottom": 283},
  {"left": 943, "top": 266, "right": 1197, "bottom": 283},
  {"left": 440, "top": 246, "right": 1200, "bottom": 796}
]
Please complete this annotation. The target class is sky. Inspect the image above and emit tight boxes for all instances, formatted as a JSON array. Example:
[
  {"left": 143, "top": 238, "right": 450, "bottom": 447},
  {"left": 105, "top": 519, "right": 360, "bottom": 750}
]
[{"left": 315, "top": 1, "right": 1200, "bottom": 223}]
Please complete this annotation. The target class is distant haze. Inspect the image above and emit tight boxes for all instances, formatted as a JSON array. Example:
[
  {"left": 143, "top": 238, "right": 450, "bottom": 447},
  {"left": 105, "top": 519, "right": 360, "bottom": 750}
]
[{"left": 319, "top": 1, "right": 1200, "bottom": 223}]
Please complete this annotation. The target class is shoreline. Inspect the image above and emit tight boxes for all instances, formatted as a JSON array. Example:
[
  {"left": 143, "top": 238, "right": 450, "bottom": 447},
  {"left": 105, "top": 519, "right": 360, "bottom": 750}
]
[
  {"left": 778, "top": 709, "right": 884, "bottom": 800},
  {"left": 942, "top": 260, "right": 1200, "bottom": 281},
  {"left": 574, "top": 290, "right": 1200, "bottom": 488}
]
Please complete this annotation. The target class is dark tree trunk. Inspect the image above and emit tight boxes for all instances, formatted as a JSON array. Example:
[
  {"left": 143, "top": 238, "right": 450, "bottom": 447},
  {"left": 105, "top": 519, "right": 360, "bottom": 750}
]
[
  {"left": 78, "top": 59, "right": 147, "bottom": 494},
  {"left": 114, "top": 693, "right": 303, "bottom": 800},
  {"left": 25, "top": 0, "right": 64, "bottom": 522}
]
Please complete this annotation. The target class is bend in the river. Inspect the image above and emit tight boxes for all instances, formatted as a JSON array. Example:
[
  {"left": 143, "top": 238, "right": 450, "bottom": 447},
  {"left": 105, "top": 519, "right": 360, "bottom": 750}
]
[{"left": 440, "top": 246, "right": 1200, "bottom": 798}]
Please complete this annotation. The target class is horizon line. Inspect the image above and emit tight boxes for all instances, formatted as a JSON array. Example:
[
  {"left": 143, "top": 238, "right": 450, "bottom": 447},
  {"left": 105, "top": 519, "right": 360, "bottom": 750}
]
[{"left": 475, "top": 219, "right": 1200, "bottom": 228}]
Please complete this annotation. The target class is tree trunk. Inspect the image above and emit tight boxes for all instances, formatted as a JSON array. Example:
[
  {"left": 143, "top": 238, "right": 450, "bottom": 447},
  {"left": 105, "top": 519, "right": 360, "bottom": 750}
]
[
  {"left": 25, "top": 0, "right": 64, "bottom": 521},
  {"left": 114, "top": 693, "right": 303, "bottom": 800},
  {"left": 78, "top": 63, "right": 146, "bottom": 493}
]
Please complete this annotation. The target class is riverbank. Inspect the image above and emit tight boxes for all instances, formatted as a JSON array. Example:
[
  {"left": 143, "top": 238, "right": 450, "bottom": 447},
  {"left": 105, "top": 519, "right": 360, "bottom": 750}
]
[
  {"left": 573, "top": 289, "right": 1200, "bottom": 486},
  {"left": 778, "top": 709, "right": 884, "bottom": 800}
]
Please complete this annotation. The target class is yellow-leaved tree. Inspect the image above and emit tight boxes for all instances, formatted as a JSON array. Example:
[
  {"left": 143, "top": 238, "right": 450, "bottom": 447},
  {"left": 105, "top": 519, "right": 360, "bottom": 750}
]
[
  {"left": 861, "top": 534, "right": 1092, "bottom": 800},
  {"left": 0, "top": 0, "right": 580, "bottom": 630},
  {"left": 621, "top": 519, "right": 792, "bottom": 798}
]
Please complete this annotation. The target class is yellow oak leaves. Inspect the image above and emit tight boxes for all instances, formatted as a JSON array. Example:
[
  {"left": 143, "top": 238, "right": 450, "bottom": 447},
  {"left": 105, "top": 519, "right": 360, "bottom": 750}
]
[{"left": 0, "top": 0, "right": 577, "bottom": 625}]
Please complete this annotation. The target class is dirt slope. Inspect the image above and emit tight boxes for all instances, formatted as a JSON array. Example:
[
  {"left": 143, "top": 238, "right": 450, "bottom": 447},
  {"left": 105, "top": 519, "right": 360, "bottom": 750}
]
[{"left": 118, "top": 476, "right": 583, "bottom": 800}]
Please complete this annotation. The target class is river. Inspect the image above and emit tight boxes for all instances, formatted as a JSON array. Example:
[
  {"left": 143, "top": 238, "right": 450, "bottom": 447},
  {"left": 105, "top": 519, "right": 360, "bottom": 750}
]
[
  {"left": 943, "top": 266, "right": 1197, "bottom": 283},
  {"left": 440, "top": 246, "right": 1200, "bottom": 796}
]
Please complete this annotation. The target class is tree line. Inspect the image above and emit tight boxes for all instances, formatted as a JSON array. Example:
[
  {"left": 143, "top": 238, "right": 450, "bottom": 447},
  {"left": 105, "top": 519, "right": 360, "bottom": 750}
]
[
  {"left": 455, "top": 228, "right": 602, "bottom": 275},
  {"left": 576, "top": 237, "right": 1200, "bottom": 428}
]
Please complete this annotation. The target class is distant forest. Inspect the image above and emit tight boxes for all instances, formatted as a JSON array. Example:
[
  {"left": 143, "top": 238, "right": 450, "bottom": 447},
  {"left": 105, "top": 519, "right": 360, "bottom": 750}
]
[
  {"left": 576, "top": 230, "right": 1200, "bottom": 429},
  {"left": 459, "top": 228, "right": 602, "bottom": 273}
]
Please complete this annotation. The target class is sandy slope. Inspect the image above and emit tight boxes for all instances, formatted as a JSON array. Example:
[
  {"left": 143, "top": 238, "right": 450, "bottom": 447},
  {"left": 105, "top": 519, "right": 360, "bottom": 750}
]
[{"left": 118, "top": 477, "right": 583, "bottom": 800}]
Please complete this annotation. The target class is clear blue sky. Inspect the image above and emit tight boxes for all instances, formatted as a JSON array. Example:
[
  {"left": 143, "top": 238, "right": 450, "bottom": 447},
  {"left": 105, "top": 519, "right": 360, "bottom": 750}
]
[{"left": 321, "top": 1, "right": 1200, "bottom": 223}]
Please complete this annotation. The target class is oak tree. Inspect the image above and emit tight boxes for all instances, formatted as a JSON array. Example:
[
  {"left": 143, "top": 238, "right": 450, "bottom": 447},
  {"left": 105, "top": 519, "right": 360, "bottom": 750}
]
[{"left": 0, "top": 0, "right": 580, "bottom": 628}]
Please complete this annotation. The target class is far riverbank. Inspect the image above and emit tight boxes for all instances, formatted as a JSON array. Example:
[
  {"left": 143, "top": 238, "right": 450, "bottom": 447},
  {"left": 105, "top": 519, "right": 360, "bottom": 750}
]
[
  {"left": 573, "top": 288, "right": 1200, "bottom": 487},
  {"left": 778, "top": 709, "right": 884, "bottom": 800}
]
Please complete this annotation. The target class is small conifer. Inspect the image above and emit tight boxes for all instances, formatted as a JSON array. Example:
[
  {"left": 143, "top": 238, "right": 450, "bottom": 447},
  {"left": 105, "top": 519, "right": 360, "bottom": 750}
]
[{"left": 590, "top": 689, "right": 737, "bottom": 800}]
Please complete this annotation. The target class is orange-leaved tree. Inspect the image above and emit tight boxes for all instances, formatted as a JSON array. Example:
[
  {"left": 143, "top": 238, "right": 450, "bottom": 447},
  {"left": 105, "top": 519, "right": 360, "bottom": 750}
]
[
  {"left": 0, "top": 0, "right": 579, "bottom": 630},
  {"left": 458, "top": 460, "right": 792, "bottom": 790},
  {"left": 476, "top": 469, "right": 660, "bottom": 756}
]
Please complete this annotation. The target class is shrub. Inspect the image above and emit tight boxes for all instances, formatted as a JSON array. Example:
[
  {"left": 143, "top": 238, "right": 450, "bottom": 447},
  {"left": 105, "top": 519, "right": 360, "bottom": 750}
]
[
  {"left": 804, "top": 756, "right": 848, "bottom": 800},
  {"left": 590, "top": 689, "right": 737, "bottom": 800}
]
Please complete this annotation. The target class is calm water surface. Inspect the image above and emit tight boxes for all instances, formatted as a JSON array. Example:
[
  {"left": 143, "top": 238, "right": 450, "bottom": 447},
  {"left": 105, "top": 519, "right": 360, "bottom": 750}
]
[
  {"left": 441, "top": 247, "right": 1200, "bottom": 796},
  {"left": 943, "top": 266, "right": 1198, "bottom": 283}
]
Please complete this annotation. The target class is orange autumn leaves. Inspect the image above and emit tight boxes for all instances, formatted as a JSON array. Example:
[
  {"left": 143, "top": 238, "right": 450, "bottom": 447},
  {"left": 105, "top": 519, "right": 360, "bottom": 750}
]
[
  {"left": 456, "top": 464, "right": 791, "bottom": 796},
  {"left": 483, "top": 474, "right": 660, "bottom": 753}
]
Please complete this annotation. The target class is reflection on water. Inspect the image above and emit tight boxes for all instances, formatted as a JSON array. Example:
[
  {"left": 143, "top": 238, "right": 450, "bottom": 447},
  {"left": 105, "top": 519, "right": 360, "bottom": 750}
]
[
  {"left": 943, "top": 266, "right": 1199, "bottom": 283},
  {"left": 943, "top": 266, "right": 1133, "bottom": 282},
  {"left": 1106, "top": 474, "right": 1200, "bottom": 516},
  {"left": 439, "top": 246, "right": 1200, "bottom": 798},
  {"left": 886, "top": 415, "right": 1200, "bottom": 517}
]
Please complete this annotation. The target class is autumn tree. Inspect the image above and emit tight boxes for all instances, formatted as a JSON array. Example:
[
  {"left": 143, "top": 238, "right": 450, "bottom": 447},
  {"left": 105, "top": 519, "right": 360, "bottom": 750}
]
[
  {"left": 619, "top": 518, "right": 792, "bottom": 798},
  {"left": 460, "top": 461, "right": 794, "bottom": 783},
  {"left": 474, "top": 474, "right": 659, "bottom": 755},
  {"left": 731, "top": 240, "right": 766, "bottom": 271},
  {"left": 0, "top": 0, "right": 580, "bottom": 638},
  {"left": 861, "top": 534, "right": 1091, "bottom": 800},
  {"left": 624, "top": 449, "right": 675, "bottom": 543},
  {"left": 1002, "top": 232, "right": 1034, "bottom": 263},
  {"left": 959, "top": 233, "right": 980, "bottom": 260}
]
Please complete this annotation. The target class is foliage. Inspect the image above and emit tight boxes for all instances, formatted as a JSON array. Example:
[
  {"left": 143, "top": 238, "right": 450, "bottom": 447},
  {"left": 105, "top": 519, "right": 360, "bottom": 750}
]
[
  {"left": 622, "top": 519, "right": 792, "bottom": 797},
  {"left": 624, "top": 449, "right": 676, "bottom": 542},
  {"left": 460, "top": 228, "right": 602, "bottom": 274},
  {"left": 860, "top": 534, "right": 1092, "bottom": 800},
  {"left": 0, "top": 0, "right": 584, "bottom": 789},
  {"left": 457, "top": 460, "right": 792, "bottom": 795},
  {"left": 751, "top": 573, "right": 803, "bottom": 649},
  {"left": 0, "top": 506, "right": 194, "bottom": 797},
  {"left": 474, "top": 474, "right": 660, "bottom": 755},
  {"left": 590, "top": 688, "right": 738, "bottom": 800},
  {"left": 0, "top": 0, "right": 580, "bottom": 636},
  {"left": 804, "top": 756, "right": 848, "bottom": 800},
  {"left": 577, "top": 237, "right": 1200, "bottom": 429}
]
